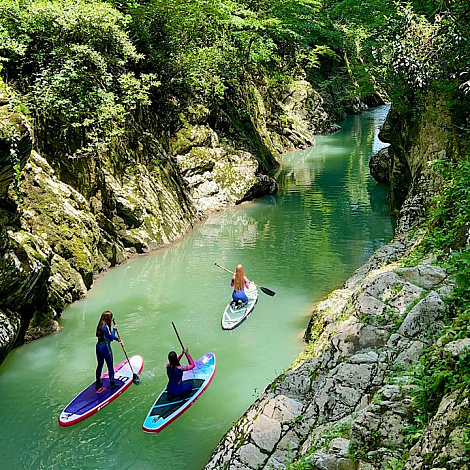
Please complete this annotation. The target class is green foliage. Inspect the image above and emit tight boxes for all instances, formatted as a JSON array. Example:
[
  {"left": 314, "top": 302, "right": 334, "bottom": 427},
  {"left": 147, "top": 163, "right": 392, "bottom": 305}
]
[
  {"left": 401, "top": 315, "right": 470, "bottom": 454},
  {"left": 123, "top": 0, "right": 356, "bottom": 113},
  {"left": 0, "top": 0, "right": 158, "bottom": 159},
  {"left": 326, "top": 0, "right": 394, "bottom": 95},
  {"left": 0, "top": 0, "right": 393, "bottom": 161},
  {"left": 422, "top": 155, "right": 470, "bottom": 313},
  {"left": 374, "top": 0, "right": 470, "bottom": 116},
  {"left": 321, "top": 422, "right": 351, "bottom": 448},
  {"left": 0, "top": 80, "right": 28, "bottom": 200},
  {"left": 405, "top": 344, "right": 470, "bottom": 448},
  {"left": 286, "top": 456, "right": 313, "bottom": 470},
  {"left": 387, "top": 457, "right": 406, "bottom": 470},
  {"left": 451, "top": 427, "right": 470, "bottom": 461}
]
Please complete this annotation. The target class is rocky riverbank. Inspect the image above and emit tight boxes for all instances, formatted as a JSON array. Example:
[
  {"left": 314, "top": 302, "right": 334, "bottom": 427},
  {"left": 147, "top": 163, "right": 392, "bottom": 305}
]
[
  {"left": 204, "top": 94, "right": 469, "bottom": 469},
  {"left": 204, "top": 230, "right": 468, "bottom": 469}
]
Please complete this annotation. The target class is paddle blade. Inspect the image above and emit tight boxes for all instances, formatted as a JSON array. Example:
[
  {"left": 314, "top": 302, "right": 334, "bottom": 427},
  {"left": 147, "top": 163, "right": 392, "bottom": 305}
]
[
  {"left": 260, "top": 286, "right": 276, "bottom": 297},
  {"left": 133, "top": 374, "right": 141, "bottom": 385}
]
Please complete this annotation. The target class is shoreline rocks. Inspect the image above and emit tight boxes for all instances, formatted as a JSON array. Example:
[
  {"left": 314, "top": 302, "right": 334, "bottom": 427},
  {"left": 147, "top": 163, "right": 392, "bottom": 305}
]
[{"left": 204, "top": 236, "right": 460, "bottom": 469}]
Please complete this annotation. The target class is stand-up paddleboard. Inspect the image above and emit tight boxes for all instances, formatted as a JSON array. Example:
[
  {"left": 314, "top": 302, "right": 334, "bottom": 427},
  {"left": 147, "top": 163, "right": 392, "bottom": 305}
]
[
  {"left": 222, "top": 283, "right": 258, "bottom": 330},
  {"left": 142, "top": 352, "right": 216, "bottom": 433},
  {"left": 59, "top": 355, "right": 144, "bottom": 427}
]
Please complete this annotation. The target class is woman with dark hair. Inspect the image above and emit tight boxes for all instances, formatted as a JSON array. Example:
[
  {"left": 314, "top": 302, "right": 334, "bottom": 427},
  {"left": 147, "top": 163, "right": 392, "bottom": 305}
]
[
  {"left": 95, "top": 310, "right": 121, "bottom": 393},
  {"left": 166, "top": 348, "right": 195, "bottom": 398},
  {"left": 231, "top": 264, "right": 250, "bottom": 304}
]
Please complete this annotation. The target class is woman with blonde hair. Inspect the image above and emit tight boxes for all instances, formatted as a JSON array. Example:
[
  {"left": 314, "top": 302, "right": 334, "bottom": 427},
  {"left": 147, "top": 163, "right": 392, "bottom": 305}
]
[
  {"left": 95, "top": 310, "right": 121, "bottom": 393},
  {"left": 231, "top": 264, "right": 250, "bottom": 305}
]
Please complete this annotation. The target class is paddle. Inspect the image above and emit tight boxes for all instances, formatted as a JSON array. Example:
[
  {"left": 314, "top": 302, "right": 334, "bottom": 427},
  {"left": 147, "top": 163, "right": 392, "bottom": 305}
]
[
  {"left": 214, "top": 262, "right": 276, "bottom": 296},
  {"left": 172, "top": 321, "right": 185, "bottom": 350},
  {"left": 172, "top": 322, "right": 193, "bottom": 365},
  {"left": 112, "top": 318, "right": 141, "bottom": 385}
]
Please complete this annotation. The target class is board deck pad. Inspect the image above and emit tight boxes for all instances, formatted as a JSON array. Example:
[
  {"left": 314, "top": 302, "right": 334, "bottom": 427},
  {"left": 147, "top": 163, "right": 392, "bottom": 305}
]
[
  {"left": 222, "top": 283, "right": 258, "bottom": 330},
  {"left": 149, "top": 379, "right": 204, "bottom": 419},
  {"left": 58, "top": 354, "right": 144, "bottom": 427},
  {"left": 62, "top": 378, "right": 126, "bottom": 415},
  {"left": 143, "top": 353, "right": 216, "bottom": 433}
]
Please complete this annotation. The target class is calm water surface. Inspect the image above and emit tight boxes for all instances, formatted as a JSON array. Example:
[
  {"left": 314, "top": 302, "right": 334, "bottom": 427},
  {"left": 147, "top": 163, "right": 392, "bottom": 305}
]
[{"left": 0, "top": 105, "right": 393, "bottom": 469}]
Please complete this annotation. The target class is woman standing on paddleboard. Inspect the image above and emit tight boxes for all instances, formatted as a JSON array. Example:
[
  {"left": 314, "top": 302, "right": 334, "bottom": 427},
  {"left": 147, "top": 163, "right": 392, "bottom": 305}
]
[
  {"left": 95, "top": 310, "right": 121, "bottom": 393},
  {"left": 166, "top": 348, "right": 195, "bottom": 397},
  {"left": 231, "top": 264, "right": 250, "bottom": 305}
]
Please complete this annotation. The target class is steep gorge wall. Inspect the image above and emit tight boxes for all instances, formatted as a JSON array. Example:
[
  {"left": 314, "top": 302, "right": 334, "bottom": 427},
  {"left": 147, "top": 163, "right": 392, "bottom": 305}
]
[
  {"left": 0, "top": 80, "right": 197, "bottom": 363},
  {"left": 0, "top": 76, "right": 347, "bottom": 365},
  {"left": 370, "top": 95, "right": 457, "bottom": 233},
  {"left": 204, "top": 99, "right": 469, "bottom": 468}
]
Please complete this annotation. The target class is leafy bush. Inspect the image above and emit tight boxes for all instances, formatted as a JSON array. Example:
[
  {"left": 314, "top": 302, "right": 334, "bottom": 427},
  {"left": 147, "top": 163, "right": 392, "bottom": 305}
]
[{"left": 0, "top": 0, "right": 158, "bottom": 159}]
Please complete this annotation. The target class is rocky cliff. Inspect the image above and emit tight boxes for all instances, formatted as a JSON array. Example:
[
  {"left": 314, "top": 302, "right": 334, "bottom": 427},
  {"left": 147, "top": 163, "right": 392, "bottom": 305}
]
[
  {"left": 0, "top": 77, "right": 345, "bottom": 365},
  {"left": 369, "top": 95, "right": 456, "bottom": 234},
  {"left": 204, "top": 99, "right": 469, "bottom": 468}
]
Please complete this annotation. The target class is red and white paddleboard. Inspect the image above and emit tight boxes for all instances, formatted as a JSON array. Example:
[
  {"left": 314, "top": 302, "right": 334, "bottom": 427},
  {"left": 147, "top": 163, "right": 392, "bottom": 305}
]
[{"left": 58, "top": 355, "right": 144, "bottom": 427}]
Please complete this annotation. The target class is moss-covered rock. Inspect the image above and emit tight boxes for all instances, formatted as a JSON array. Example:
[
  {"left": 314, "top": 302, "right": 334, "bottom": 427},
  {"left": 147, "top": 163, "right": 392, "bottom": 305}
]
[
  {"left": 18, "top": 152, "right": 107, "bottom": 288},
  {"left": 374, "top": 94, "right": 454, "bottom": 231},
  {"left": 0, "top": 226, "right": 52, "bottom": 361},
  {"left": 0, "top": 82, "right": 32, "bottom": 199}
]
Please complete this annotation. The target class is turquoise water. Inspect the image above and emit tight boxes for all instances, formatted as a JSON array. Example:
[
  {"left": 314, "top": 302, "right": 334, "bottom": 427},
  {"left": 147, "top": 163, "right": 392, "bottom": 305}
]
[{"left": 0, "top": 105, "right": 393, "bottom": 469}]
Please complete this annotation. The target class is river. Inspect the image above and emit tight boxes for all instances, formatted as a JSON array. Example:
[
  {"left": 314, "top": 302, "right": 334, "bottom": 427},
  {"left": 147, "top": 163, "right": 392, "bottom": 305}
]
[{"left": 0, "top": 105, "right": 393, "bottom": 470}]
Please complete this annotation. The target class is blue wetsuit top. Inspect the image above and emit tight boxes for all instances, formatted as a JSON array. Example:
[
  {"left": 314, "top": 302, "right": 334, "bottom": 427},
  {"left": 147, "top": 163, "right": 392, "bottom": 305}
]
[{"left": 97, "top": 325, "right": 119, "bottom": 345}]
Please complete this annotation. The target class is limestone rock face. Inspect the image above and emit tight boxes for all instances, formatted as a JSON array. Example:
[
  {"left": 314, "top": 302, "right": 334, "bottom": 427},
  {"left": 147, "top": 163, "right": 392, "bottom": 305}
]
[
  {"left": 173, "top": 133, "right": 273, "bottom": 215},
  {"left": 204, "top": 234, "right": 462, "bottom": 470},
  {"left": 267, "top": 80, "right": 342, "bottom": 152},
  {"left": 370, "top": 95, "right": 453, "bottom": 231},
  {"left": 405, "top": 390, "right": 470, "bottom": 470},
  {"left": 369, "top": 147, "right": 392, "bottom": 185}
]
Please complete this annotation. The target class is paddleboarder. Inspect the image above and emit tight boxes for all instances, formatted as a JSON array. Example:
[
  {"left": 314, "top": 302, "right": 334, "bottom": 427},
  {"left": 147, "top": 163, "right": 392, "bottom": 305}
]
[
  {"left": 166, "top": 347, "right": 195, "bottom": 398},
  {"left": 95, "top": 310, "right": 121, "bottom": 393},
  {"left": 231, "top": 264, "right": 250, "bottom": 305}
]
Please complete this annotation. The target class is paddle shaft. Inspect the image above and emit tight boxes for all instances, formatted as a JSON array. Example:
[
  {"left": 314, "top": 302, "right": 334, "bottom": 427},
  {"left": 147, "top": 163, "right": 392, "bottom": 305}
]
[
  {"left": 215, "top": 263, "right": 235, "bottom": 276},
  {"left": 172, "top": 321, "right": 185, "bottom": 349},
  {"left": 112, "top": 318, "right": 140, "bottom": 384},
  {"left": 214, "top": 263, "right": 276, "bottom": 296},
  {"left": 172, "top": 321, "right": 194, "bottom": 367}
]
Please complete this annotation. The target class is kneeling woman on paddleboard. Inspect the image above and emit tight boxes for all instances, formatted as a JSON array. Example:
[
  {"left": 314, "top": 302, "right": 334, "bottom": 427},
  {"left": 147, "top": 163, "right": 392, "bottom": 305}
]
[
  {"left": 95, "top": 310, "right": 121, "bottom": 392},
  {"left": 166, "top": 348, "right": 195, "bottom": 397},
  {"left": 231, "top": 264, "right": 250, "bottom": 304}
]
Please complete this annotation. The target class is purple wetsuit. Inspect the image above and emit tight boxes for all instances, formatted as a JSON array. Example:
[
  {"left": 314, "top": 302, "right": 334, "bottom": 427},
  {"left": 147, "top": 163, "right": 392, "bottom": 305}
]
[{"left": 166, "top": 353, "right": 195, "bottom": 397}]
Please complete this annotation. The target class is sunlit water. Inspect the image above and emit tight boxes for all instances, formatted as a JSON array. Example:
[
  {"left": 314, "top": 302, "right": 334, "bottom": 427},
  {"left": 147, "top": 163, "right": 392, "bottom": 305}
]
[{"left": 0, "top": 105, "right": 393, "bottom": 470}]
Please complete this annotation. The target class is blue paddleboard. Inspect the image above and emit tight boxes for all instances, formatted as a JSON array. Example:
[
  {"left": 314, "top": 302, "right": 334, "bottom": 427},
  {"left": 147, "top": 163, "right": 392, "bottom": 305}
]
[{"left": 142, "top": 352, "right": 216, "bottom": 433}]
